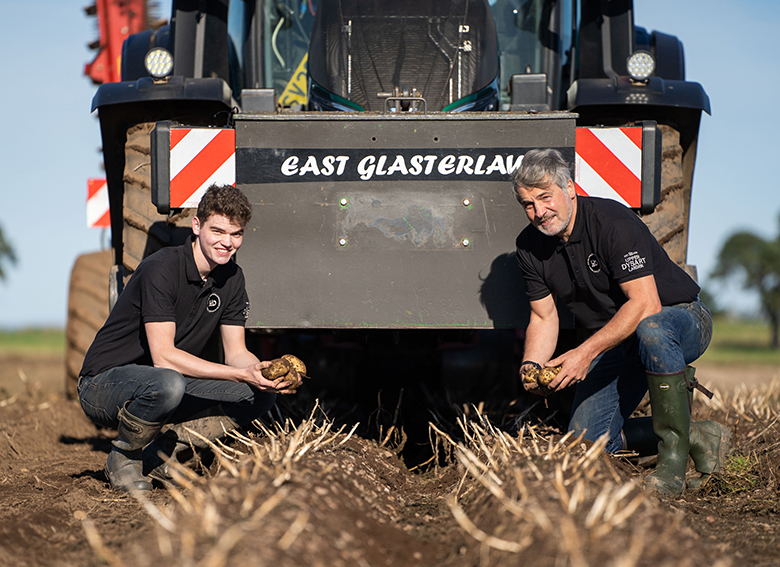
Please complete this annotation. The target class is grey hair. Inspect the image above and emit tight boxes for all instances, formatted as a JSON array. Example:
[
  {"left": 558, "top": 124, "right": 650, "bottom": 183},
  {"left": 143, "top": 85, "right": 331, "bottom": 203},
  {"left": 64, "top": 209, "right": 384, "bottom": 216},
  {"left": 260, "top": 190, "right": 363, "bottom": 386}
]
[{"left": 511, "top": 148, "right": 572, "bottom": 193}]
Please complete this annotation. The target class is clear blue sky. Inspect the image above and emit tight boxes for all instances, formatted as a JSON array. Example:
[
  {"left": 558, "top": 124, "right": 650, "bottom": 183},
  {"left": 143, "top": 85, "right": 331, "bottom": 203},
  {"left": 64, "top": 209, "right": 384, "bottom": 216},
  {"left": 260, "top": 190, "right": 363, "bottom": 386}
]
[{"left": 0, "top": 0, "right": 778, "bottom": 328}]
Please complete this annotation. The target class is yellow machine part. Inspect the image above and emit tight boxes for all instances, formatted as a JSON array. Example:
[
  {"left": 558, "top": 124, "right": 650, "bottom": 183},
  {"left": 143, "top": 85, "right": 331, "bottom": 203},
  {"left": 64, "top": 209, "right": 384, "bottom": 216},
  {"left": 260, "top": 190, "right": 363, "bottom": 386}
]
[{"left": 279, "top": 53, "right": 308, "bottom": 107}]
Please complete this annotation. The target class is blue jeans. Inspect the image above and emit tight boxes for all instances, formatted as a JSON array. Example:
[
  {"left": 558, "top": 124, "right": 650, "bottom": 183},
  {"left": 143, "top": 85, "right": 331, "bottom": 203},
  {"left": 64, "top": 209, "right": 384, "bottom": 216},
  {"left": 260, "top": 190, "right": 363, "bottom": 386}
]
[
  {"left": 568, "top": 299, "right": 712, "bottom": 453},
  {"left": 78, "top": 364, "right": 276, "bottom": 429}
]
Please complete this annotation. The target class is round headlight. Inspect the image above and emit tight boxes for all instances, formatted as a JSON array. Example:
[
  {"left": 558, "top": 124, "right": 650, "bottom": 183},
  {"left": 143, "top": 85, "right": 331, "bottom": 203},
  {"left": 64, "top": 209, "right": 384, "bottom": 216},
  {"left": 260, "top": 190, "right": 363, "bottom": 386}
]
[
  {"left": 627, "top": 50, "right": 655, "bottom": 82},
  {"left": 144, "top": 47, "right": 174, "bottom": 80}
]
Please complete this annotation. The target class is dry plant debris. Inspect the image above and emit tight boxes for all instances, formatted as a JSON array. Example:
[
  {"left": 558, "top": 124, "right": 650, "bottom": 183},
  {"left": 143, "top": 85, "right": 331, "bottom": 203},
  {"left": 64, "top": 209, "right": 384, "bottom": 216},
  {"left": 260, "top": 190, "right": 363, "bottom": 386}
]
[
  {"left": 71, "top": 397, "right": 752, "bottom": 567},
  {"left": 7, "top": 358, "right": 779, "bottom": 567}
]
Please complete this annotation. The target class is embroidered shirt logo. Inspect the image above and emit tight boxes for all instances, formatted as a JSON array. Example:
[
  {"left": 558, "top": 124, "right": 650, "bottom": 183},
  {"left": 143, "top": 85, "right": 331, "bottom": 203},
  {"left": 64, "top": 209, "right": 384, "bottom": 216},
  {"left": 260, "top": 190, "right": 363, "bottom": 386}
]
[
  {"left": 621, "top": 251, "right": 647, "bottom": 273},
  {"left": 206, "top": 293, "right": 221, "bottom": 313},
  {"left": 242, "top": 302, "right": 250, "bottom": 320},
  {"left": 587, "top": 254, "right": 601, "bottom": 274}
]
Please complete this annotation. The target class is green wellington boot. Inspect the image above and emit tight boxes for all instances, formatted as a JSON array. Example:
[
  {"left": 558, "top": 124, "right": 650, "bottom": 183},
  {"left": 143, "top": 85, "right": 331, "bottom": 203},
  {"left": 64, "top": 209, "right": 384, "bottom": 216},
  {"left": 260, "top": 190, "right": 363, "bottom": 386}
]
[
  {"left": 682, "top": 367, "right": 732, "bottom": 490},
  {"left": 638, "top": 368, "right": 730, "bottom": 495},
  {"left": 105, "top": 402, "right": 163, "bottom": 492},
  {"left": 622, "top": 415, "right": 731, "bottom": 490},
  {"left": 687, "top": 420, "right": 731, "bottom": 490},
  {"left": 644, "top": 370, "right": 692, "bottom": 496}
]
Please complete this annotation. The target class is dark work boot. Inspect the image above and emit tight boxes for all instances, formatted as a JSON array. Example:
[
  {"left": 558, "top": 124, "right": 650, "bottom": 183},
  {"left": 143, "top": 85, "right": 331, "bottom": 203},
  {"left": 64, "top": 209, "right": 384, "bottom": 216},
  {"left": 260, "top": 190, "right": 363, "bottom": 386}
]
[
  {"left": 105, "top": 403, "right": 163, "bottom": 492},
  {"left": 644, "top": 370, "right": 692, "bottom": 496},
  {"left": 145, "top": 405, "right": 239, "bottom": 485}
]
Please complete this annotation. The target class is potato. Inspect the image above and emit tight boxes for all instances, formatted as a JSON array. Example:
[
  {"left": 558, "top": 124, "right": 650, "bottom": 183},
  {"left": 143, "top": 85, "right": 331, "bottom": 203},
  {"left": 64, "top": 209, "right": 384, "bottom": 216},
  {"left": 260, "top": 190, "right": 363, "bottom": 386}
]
[
  {"left": 523, "top": 364, "right": 562, "bottom": 392},
  {"left": 261, "top": 355, "right": 310, "bottom": 394},
  {"left": 261, "top": 358, "right": 291, "bottom": 380},
  {"left": 537, "top": 366, "right": 561, "bottom": 387},
  {"left": 281, "top": 354, "right": 308, "bottom": 379}
]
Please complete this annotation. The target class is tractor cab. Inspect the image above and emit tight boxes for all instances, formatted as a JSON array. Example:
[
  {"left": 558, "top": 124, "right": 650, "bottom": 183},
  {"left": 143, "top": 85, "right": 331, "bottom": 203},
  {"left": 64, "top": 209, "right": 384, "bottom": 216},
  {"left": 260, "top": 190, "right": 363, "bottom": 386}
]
[
  {"left": 306, "top": 0, "right": 499, "bottom": 113},
  {"left": 222, "top": 0, "right": 572, "bottom": 113}
]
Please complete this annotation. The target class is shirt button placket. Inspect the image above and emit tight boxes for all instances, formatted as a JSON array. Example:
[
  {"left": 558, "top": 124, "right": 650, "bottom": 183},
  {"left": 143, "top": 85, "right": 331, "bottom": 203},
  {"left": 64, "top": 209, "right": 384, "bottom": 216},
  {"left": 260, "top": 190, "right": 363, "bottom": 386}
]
[{"left": 570, "top": 252, "right": 584, "bottom": 283}]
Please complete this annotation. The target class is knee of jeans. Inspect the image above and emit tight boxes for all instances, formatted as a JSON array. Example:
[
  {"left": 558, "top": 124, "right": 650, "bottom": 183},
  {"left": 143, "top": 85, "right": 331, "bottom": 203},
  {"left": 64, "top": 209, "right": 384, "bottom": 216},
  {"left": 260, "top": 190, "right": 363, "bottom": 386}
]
[
  {"left": 636, "top": 316, "right": 667, "bottom": 346},
  {"left": 155, "top": 369, "right": 187, "bottom": 411}
]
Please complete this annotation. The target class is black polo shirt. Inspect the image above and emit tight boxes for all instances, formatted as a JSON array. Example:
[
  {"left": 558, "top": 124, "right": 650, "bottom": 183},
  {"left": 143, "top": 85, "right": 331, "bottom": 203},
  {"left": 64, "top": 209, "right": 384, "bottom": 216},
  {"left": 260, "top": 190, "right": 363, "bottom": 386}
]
[
  {"left": 516, "top": 196, "right": 699, "bottom": 330},
  {"left": 80, "top": 236, "right": 250, "bottom": 377}
]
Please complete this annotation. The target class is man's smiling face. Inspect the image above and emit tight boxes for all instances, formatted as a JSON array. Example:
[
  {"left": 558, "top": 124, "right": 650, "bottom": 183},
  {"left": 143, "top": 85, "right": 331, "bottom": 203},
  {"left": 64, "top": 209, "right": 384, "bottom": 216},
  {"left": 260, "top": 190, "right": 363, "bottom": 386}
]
[
  {"left": 192, "top": 213, "right": 244, "bottom": 276},
  {"left": 515, "top": 176, "right": 577, "bottom": 240}
]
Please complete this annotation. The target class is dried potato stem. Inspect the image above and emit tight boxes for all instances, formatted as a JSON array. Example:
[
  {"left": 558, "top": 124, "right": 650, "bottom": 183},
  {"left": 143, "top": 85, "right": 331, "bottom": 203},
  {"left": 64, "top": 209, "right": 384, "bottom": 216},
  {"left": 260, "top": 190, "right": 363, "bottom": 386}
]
[
  {"left": 277, "top": 510, "right": 311, "bottom": 550},
  {"left": 447, "top": 495, "right": 528, "bottom": 553},
  {"left": 76, "top": 512, "right": 127, "bottom": 567}
]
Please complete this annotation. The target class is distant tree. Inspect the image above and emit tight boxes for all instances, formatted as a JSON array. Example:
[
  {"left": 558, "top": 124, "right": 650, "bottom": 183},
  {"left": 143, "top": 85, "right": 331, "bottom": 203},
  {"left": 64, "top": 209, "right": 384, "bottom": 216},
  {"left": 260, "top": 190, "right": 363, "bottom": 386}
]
[
  {"left": 711, "top": 220, "right": 780, "bottom": 348},
  {"left": 0, "top": 224, "right": 16, "bottom": 281}
]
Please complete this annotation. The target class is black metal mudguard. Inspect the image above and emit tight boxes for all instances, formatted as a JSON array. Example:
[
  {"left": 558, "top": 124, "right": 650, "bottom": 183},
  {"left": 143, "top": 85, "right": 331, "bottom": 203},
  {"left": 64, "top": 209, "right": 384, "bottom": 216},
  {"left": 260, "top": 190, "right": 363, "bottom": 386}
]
[
  {"left": 234, "top": 112, "right": 576, "bottom": 331},
  {"left": 568, "top": 77, "right": 711, "bottom": 115},
  {"left": 91, "top": 76, "right": 233, "bottom": 112}
]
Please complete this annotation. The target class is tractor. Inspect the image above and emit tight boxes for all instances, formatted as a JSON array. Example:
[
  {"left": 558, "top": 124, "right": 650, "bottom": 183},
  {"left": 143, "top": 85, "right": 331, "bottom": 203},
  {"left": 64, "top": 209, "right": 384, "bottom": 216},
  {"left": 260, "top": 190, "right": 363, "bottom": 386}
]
[{"left": 67, "top": 0, "right": 709, "bottom": 414}]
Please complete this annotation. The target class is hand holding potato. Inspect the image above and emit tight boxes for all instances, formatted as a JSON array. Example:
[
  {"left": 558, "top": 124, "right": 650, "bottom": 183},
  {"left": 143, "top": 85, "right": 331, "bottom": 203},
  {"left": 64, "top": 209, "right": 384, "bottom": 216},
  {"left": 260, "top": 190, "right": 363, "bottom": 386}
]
[
  {"left": 521, "top": 363, "right": 562, "bottom": 395},
  {"left": 261, "top": 354, "right": 310, "bottom": 394}
]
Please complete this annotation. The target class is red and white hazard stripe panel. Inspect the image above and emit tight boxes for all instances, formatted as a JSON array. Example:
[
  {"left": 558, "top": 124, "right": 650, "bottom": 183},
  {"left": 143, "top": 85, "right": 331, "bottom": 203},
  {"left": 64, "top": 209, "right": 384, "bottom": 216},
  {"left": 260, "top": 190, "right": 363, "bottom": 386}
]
[
  {"left": 87, "top": 178, "right": 110, "bottom": 228},
  {"left": 575, "top": 127, "right": 642, "bottom": 208},
  {"left": 169, "top": 128, "right": 236, "bottom": 208}
]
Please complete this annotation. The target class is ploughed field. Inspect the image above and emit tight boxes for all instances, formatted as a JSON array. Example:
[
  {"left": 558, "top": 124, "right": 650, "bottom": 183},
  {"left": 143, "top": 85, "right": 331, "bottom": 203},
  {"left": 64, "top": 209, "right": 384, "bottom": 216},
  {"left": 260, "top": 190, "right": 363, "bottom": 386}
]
[{"left": 1, "top": 352, "right": 778, "bottom": 567}]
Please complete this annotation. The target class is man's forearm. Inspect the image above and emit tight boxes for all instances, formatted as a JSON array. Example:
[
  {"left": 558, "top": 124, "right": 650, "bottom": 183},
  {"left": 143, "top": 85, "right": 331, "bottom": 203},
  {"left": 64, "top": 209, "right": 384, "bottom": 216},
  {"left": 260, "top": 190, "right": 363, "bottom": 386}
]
[
  {"left": 523, "top": 316, "right": 559, "bottom": 364},
  {"left": 153, "top": 348, "right": 248, "bottom": 382},
  {"left": 224, "top": 350, "right": 261, "bottom": 370}
]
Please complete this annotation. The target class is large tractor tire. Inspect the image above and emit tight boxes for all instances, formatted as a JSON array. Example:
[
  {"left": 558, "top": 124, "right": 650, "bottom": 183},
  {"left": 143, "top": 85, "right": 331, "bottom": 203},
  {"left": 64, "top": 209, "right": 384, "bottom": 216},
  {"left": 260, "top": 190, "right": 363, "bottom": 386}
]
[
  {"left": 65, "top": 250, "right": 112, "bottom": 399},
  {"left": 122, "top": 122, "right": 193, "bottom": 277},
  {"left": 639, "top": 124, "right": 691, "bottom": 267}
]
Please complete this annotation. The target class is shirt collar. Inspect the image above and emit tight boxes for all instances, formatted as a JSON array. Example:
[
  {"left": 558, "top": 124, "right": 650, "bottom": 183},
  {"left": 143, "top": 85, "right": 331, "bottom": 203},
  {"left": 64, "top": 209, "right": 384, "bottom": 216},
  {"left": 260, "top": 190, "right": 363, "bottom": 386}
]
[
  {"left": 557, "top": 197, "right": 585, "bottom": 250},
  {"left": 184, "top": 234, "right": 209, "bottom": 284}
]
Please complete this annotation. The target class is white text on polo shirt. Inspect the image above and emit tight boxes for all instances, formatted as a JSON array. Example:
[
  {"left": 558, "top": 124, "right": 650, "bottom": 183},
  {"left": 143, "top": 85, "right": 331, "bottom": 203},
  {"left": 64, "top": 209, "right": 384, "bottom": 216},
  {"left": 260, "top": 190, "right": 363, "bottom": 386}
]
[{"left": 621, "top": 251, "right": 647, "bottom": 272}]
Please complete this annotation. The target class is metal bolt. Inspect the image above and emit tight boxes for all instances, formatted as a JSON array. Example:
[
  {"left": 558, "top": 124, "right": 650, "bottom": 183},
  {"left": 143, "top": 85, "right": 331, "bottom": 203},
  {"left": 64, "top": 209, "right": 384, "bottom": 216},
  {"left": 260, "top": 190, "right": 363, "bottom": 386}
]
[
  {"left": 461, "top": 238, "right": 470, "bottom": 247},
  {"left": 462, "top": 198, "right": 471, "bottom": 207},
  {"left": 338, "top": 238, "right": 348, "bottom": 247},
  {"left": 340, "top": 198, "right": 349, "bottom": 206}
]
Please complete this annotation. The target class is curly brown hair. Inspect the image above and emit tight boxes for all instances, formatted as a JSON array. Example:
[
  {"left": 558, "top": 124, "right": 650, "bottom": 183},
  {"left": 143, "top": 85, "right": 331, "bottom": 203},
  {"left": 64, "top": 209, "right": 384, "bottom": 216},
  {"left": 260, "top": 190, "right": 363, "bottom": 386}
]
[{"left": 196, "top": 184, "right": 252, "bottom": 227}]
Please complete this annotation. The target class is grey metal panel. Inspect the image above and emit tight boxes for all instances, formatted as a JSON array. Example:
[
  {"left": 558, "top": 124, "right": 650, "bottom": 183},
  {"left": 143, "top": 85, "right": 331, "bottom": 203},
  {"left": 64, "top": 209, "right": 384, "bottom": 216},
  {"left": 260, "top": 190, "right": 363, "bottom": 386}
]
[
  {"left": 236, "top": 111, "right": 576, "bottom": 149},
  {"left": 235, "top": 113, "right": 575, "bottom": 329}
]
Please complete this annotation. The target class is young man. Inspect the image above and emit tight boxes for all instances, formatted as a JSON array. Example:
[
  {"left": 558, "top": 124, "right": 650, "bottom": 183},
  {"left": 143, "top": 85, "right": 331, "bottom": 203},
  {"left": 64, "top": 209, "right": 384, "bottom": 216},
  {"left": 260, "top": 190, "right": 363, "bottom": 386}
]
[
  {"left": 78, "top": 184, "right": 296, "bottom": 492},
  {"left": 513, "top": 149, "right": 729, "bottom": 496}
]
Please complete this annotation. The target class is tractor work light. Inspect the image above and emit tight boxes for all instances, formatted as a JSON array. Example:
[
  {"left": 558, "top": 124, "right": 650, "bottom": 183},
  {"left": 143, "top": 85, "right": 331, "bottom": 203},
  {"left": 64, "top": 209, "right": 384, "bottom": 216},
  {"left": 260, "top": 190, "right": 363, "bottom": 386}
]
[
  {"left": 627, "top": 50, "right": 655, "bottom": 82},
  {"left": 145, "top": 47, "right": 174, "bottom": 80}
]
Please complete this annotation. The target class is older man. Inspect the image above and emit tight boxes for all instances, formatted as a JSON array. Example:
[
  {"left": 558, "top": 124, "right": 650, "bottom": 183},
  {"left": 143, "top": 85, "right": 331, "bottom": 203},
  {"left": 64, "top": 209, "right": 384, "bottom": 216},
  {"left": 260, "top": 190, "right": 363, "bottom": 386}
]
[{"left": 513, "top": 148, "right": 729, "bottom": 496}]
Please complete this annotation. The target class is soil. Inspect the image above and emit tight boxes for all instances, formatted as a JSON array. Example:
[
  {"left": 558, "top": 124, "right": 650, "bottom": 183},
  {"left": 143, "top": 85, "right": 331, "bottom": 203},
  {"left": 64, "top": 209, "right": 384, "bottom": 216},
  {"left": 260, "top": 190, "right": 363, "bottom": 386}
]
[{"left": 1, "top": 354, "right": 778, "bottom": 567}]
